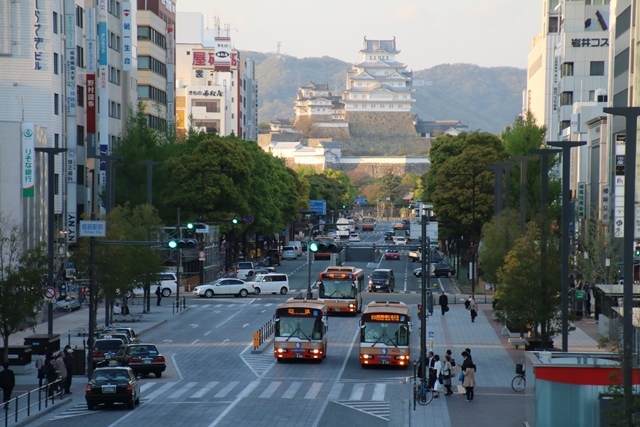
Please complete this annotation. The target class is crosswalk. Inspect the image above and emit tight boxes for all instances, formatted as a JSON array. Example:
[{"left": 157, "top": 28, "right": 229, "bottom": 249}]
[{"left": 49, "top": 379, "right": 396, "bottom": 421}]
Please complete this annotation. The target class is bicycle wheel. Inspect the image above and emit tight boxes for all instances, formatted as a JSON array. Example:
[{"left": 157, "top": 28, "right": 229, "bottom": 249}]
[
  {"left": 129, "top": 297, "right": 140, "bottom": 307},
  {"left": 511, "top": 375, "right": 525, "bottom": 392},
  {"left": 417, "top": 384, "right": 434, "bottom": 405}
]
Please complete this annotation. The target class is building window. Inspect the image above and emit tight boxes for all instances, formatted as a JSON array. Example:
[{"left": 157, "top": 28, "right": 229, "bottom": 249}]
[
  {"left": 77, "top": 85, "right": 84, "bottom": 107},
  {"left": 614, "top": 48, "right": 629, "bottom": 77},
  {"left": 560, "top": 120, "right": 570, "bottom": 131},
  {"left": 137, "top": 26, "right": 166, "bottom": 49},
  {"left": 54, "top": 133, "right": 60, "bottom": 148},
  {"left": 109, "top": 101, "right": 122, "bottom": 119},
  {"left": 77, "top": 165, "right": 85, "bottom": 185},
  {"left": 597, "top": 93, "right": 608, "bottom": 103},
  {"left": 53, "top": 12, "right": 59, "bottom": 34},
  {"left": 137, "top": 85, "right": 167, "bottom": 105},
  {"left": 559, "top": 91, "right": 573, "bottom": 106},
  {"left": 193, "top": 100, "right": 220, "bottom": 113},
  {"left": 54, "top": 53, "right": 59, "bottom": 74},
  {"left": 137, "top": 56, "right": 167, "bottom": 77},
  {"left": 77, "top": 125, "right": 85, "bottom": 146},
  {"left": 590, "top": 61, "right": 605, "bottom": 76},
  {"left": 109, "top": 66, "right": 121, "bottom": 85},
  {"left": 589, "top": 90, "right": 595, "bottom": 101},
  {"left": 548, "top": 16, "right": 559, "bottom": 33},
  {"left": 108, "top": 0, "right": 120, "bottom": 17},
  {"left": 76, "top": 46, "right": 85, "bottom": 69},
  {"left": 561, "top": 62, "right": 574, "bottom": 77},
  {"left": 54, "top": 93, "right": 59, "bottom": 115},
  {"left": 75, "top": 5, "right": 84, "bottom": 28},
  {"left": 146, "top": 115, "right": 167, "bottom": 130}
]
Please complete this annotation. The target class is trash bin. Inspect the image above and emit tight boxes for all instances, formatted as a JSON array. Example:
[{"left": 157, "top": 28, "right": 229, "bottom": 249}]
[
  {"left": 24, "top": 334, "right": 61, "bottom": 356},
  {"left": 71, "top": 348, "right": 86, "bottom": 376},
  {"left": 7, "top": 345, "right": 32, "bottom": 366}
]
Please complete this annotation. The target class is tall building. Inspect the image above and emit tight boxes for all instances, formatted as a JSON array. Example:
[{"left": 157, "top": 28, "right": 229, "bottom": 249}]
[
  {"left": 136, "top": 0, "right": 176, "bottom": 131},
  {"left": 175, "top": 13, "right": 258, "bottom": 141},
  {"left": 342, "top": 37, "right": 416, "bottom": 113},
  {"left": 0, "top": 0, "right": 138, "bottom": 273}
]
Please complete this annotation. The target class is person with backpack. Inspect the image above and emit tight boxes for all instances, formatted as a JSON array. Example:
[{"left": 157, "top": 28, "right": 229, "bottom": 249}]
[{"left": 468, "top": 295, "right": 478, "bottom": 322}]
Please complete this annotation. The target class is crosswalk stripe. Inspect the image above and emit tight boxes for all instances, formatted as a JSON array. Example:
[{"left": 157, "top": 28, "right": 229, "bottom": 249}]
[
  {"left": 214, "top": 381, "right": 239, "bottom": 398},
  {"left": 350, "top": 383, "right": 365, "bottom": 400},
  {"left": 140, "top": 382, "right": 157, "bottom": 393},
  {"left": 145, "top": 382, "right": 177, "bottom": 400},
  {"left": 282, "top": 381, "right": 302, "bottom": 399},
  {"left": 259, "top": 381, "right": 282, "bottom": 398},
  {"left": 328, "top": 382, "right": 344, "bottom": 400},
  {"left": 168, "top": 381, "right": 198, "bottom": 399},
  {"left": 191, "top": 381, "right": 219, "bottom": 398},
  {"left": 371, "top": 383, "right": 385, "bottom": 401},
  {"left": 304, "top": 382, "right": 323, "bottom": 399}
]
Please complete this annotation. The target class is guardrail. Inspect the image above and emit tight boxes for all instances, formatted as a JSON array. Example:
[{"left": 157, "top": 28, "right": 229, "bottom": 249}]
[
  {"left": 253, "top": 317, "right": 275, "bottom": 350},
  {"left": 1, "top": 379, "right": 64, "bottom": 427},
  {"left": 172, "top": 297, "right": 187, "bottom": 314}
]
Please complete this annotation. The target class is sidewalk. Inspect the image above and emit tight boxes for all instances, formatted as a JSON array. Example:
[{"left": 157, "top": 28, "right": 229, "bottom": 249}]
[
  {"left": 3, "top": 297, "right": 188, "bottom": 426},
  {"left": 409, "top": 301, "right": 603, "bottom": 427}
]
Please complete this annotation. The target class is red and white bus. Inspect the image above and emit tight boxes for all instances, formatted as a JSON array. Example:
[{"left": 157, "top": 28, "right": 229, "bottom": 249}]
[
  {"left": 274, "top": 297, "right": 328, "bottom": 362},
  {"left": 361, "top": 217, "right": 376, "bottom": 231},
  {"left": 359, "top": 301, "right": 412, "bottom": 368},
  {"left": 315, "top": 266, "right": 364, "bottom": 315}
]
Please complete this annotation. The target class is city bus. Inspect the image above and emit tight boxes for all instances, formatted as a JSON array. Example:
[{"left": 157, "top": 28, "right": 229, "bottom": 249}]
[
  {"left": 359, "top": 301, "right": 412, "bottom": 368},
  {"left": 315, "top": 266, "right": 364, "bottom": 315},
  {"left": 361, "top": 217, "right": 376, "bottom": 231},
  {"left": 274, "top": 297, "right": 328, "bottom": 362}
]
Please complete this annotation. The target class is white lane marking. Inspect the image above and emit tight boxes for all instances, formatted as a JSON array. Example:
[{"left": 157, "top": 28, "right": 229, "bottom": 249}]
[
  {"left": 190, "top": 324, "right": 198, "bottom": 328},
  {"left": 350, "top": 383, "right": 365, "bottom": 401},
  {"left": 371, "top": 383, "right": 386, "bottom": 401},
  {"left": 304, "top": 382, "right": 323, "bottom": 400},
  {"left": 171, "top": 353, "right": 183, "bottom": 381},
  {"left": 214, "top": 381, "right": 239, "bottom": 398},
  {"left": 215, "top": 309, "right": 243, "bottom": 328},
  {"left": 191, "top": 381, "right": 219, "bottom": 398},
  {"left": 140, "top": 382, "right": 157, "bottom": 393},
  {"left": 204, "top": 331, "right": 213, "bottom": 336},
  {"left": 168, "top": 381, "right": 198, "bottom": 399},
  {"left": 208, "top": 380, "right": 260, "bottom": 427},
  {"left": 144, "top": 382, "right": 177, "bottom": 400},
  {"left": 191, "top": 339, "right": 200, "bottom": 345},
  {"left": 327, "top": 382, "right": 344, "bottom": 400},
  {"left": 259, "top": 381, "right": 282, "bottom": 398},
  {"left": 282, "top": 381, "right": 302, "bottom": 399}
]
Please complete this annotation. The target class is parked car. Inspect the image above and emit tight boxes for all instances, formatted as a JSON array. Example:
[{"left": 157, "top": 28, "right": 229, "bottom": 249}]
[
  {"left": 432, "top": 262, "right": 456, "bottom": 278},
  {"left": 349, "top": 233, "right": 361, "bottom": 242},
  {"left": 85, "top": 367, "right": 140, "bottom": 410},
  {"left": 289, "top": 241, "right": 303, "bottom": 257},
  {"left": 385, "top": 249, "right": 400, "bottom": 260},
  {"left": 97, "top": 333, "right": 131, "bottom": 344},
  {"left": 193, "top": 278, "right": 252, "bottom": 298},
  {"left": 111, "top": 343, "right": 166, "bottom": 378},
  {"left": 55, "top": 296, "right": 82, "bottom": 312},
  {"left": 248, "top": 273, "right": 289, "bottom": 295},
  {"left": 394, "top": 236, "right": 407, "bottom": 245},
  {"left": 281, "top": 246, "right": 298, "bottom": 260},
  {"left": 235, "top": 262, "right": 255, "bottom": 280},
  {"left": 245, "top": 267, "right": 276, "bottom": 281},
  {"left": 131, "top": 272, "right": 178, "bottom": 298},
  {"left": 368, "top": 269, "right": 395, "bottom": 292},
  {"left": 92, "top": 338, "right": 124, "bottom": 369}
]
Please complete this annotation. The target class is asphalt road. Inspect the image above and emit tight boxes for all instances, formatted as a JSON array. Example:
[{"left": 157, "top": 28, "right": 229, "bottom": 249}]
[{"left": 27, "top": 224, "right": 451, "bottom": 427}]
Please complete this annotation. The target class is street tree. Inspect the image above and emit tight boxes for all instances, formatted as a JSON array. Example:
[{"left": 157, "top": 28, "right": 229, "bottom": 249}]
[
  {"left": 575, "top": 216, "right": 622, "bottom": 284},
  {"left": 478, "top": 209, "right": 521, "bottom": 286},
  {"left": 0, "top": 215, "right": 48, "bottom": 362},
  {"left": 495, "top": 221, "right": 561, "bottom": 345}
]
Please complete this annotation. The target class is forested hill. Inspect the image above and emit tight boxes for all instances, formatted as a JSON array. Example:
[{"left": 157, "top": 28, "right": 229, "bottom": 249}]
[{"left": 244, "top": 51, "right": 526, "bottom": 135}]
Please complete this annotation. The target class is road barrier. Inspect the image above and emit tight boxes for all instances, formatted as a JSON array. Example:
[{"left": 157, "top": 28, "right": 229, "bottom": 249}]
[
  {"left": 172, "top": 297, "right": 187, "bottom": 314},
  {"left": 1, "top": 379, "right": 64, "bottom": 427},
  {"left": 253, "top": 317, "right": 275, "bottom": 350}
]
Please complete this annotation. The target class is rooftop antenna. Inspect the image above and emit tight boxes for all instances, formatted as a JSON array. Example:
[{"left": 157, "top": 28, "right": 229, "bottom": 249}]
[{"left": 277, "top": 41, "right": 281, "bottom": 55}]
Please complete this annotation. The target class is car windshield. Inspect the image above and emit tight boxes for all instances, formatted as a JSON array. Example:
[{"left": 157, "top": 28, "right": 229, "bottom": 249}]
[
  {"left": 238, "top": 263, "right": 252, "bottom": 269},
  {"left": 94, "top": 340, "right": 122, "bottom": 351},
  {"left": 128, "top": 345, "right": 158, "bottom": 356},
  {"left": 371, "top": 272, "right": 389, "bottom": 280}
]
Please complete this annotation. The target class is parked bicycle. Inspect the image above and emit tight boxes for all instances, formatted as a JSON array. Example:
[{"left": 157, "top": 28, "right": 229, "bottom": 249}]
[
  {"left": 412, "top": 361, "right": 434, "bottom": 409},
  {"left": 511, "top": 363, "right": 526, "bottom": 392}
]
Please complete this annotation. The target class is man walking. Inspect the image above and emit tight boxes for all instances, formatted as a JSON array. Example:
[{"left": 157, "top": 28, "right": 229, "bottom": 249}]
[
  {"left": 0, "top": 362, "right": 15, "bottom": 406},
  {"left": 63, "top": 346, "right": 73, "bottom": 394},
  {"left": 439, "top": 291, "right": 449, "bottom": 315},
  {"left": 155, "top": 284, "right": 162, "bottom": 306}
]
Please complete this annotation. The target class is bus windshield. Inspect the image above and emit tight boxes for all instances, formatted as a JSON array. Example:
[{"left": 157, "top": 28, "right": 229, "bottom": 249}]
[
  {"left": 318, "top": 280, "right": 356, "bottom": 299},
  {"left": 361, "top": 322, "right": 409, "bottom": 346},
  {"left": 277, "top": 317, "right": 324, "bottom": 341}
]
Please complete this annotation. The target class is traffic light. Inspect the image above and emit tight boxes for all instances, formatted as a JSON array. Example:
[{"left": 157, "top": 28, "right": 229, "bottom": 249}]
[
  {"left": 635, "top": 243, "right": 640, "bottom": 257},
  {"left": 308, "top": 240, "right": 341, "bottom": 253},
  {"left": 187, "top": 222, "right": 209, "bottom": 233},
  {"left": 167, "top": 238, "right": 198, "bottom": 249},
  {"left": 232, "top": 217, "right": 239, "bottom": 226}
]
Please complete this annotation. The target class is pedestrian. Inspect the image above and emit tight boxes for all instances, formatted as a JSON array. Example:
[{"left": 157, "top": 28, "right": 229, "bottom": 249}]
[
  {"left": 461, "top": 351, "right": 474, "bottom": 373},
  {"left": 433, "top": 354, "right": 443, "bottom": 398},
  {"left": 427, "top": 351, "right": 436, "bottom": 390},
  {"left": 42, "top": 354, "right": 58, "bottom": 397},
  {"left": 468, "top": 295, "right": 478, "bottom": 322},
  {"left": 54, "top": 352, "right": 67, "bottom": 395},
  {"left": 446, "top": 349, "right": 457, "bottom": 377},
  {"left": 443, "top": 355, "right": 454, "bottom": 396},
  {"left": 0, "top": 362, "right": 15, "bottom": 406},
  {"left": 584, "top": 282, "right": 592, "bottom": 317},
  {"left": 35, "top": 351, "right": 46, "bottom": 388},
  {"left": 63, "top": 346, "right": 73, "bottom": 394},
  {"left": 463, "top": 363, "right": 476, "bottom": 401},
  {"left": 113, "top": 302, "right": 122, "bottom": 316},
  {"left": 155, "top": 284, "right": 162, "bottom": 306},
  {"left": 439, "top": 291, "right": 449, "bottom": 315}
]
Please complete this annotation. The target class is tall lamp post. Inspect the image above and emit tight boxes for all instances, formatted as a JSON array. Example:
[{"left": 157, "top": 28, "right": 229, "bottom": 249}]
[
  {"left": 419, "top": 204, "right": 431, "bottom": 382},
  {"left": 446, "top": 172, "right": 478, "bottom": 293}
]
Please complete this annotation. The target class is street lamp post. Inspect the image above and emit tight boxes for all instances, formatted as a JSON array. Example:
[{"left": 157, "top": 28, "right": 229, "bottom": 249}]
[
  {"left": 419, "top": 205, "right": 431, "bottom": 382},
  {"left": 446, "top": 173, "right": 478, "bottom": 293}
]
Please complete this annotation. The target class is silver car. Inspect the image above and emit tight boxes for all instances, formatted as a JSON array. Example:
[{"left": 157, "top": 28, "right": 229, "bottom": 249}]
[{"left": 281, "top": 246, "right": 297, "bottom": 260}]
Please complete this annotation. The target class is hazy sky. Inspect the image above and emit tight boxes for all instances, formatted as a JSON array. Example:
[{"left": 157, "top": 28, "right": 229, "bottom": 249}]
[{"left": 176, "top": 0, "right": 542, "bottom": 70}]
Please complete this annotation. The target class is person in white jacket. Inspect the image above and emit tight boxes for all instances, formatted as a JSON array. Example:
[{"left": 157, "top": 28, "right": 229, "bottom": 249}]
[{"left": 433, "top": 354, "right": 443, "bottom": 398}]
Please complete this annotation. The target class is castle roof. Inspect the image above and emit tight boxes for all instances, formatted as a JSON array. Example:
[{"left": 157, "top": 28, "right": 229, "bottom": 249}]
[{"left": 360, "top": 37, "right": 399, "bottom": 54}]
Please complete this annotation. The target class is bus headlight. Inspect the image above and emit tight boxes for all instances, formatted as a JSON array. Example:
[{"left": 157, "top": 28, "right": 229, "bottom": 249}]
[
  {"left": 310, "top": 349, "right": 321, "bottom": 354},
  {"left": 362, "top": 354, "right": 373, "bottom": 359},
  {"left": 276, "top": 348, "right": 288, "bottom": 354},
  {"left": 395, "top": 355, "right": 408, "bottom": 360}
]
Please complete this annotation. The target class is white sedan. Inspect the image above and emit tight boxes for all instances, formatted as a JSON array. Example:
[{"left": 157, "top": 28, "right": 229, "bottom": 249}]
[
  {"left": 193, "top": 278, "right": 252, "bottom": 298},
  {"left": 349, "top": 233, "right": 361, "bottom": 242}
]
